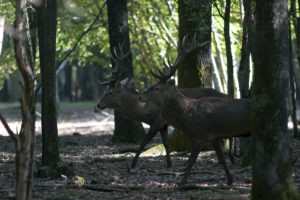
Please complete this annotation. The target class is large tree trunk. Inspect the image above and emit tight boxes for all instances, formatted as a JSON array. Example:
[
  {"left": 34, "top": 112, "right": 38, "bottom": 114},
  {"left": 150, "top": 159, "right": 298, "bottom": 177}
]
[
  {"left": 170, "top": 0, "right": 212, "bottom": 151},
  {"left": 107, "top": 0, "right": 145, "bottom": 143},
  {"left": 37, "top": 0, "right": 60, "bottom": 173},
  {"left": 251, "top": 0, "right": 299, "bottom": 198}
]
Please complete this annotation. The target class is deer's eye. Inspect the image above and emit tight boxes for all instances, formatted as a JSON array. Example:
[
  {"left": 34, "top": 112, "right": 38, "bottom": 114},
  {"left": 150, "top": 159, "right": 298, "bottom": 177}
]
[{"left": 108, "top": 91, "right": 113, "bottom": 95}]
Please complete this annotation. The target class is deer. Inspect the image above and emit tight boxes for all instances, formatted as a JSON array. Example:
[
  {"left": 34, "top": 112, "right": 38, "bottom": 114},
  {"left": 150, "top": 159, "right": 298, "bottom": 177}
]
[
  {"left": 138, "top": 36, "right": 251, "bottom": 186},
  {"left": 96, "top": 43, "right": 232, "bottom": 170}
]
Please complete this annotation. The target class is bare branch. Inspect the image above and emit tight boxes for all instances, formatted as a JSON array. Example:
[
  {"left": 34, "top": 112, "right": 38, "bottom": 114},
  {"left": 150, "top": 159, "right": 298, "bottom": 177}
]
[
  {"left": 214, "top": 2, "right": 225, "bottom": 20},
  {"left": 0, "top": 112, "right": 18, "bottom": 144}
]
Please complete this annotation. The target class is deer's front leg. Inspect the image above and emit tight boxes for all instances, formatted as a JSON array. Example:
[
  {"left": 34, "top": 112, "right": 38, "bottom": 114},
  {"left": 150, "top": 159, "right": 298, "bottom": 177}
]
[
  {"left": 178, "top": 142, "right": 201, "bottom": 186},
  {"left": 131, "top": 125, "right": 159, "bottom": 169},
  {"left": 213, "top": 139, "right": 233, "bottom": 186},
  {"left": 160, "top": 125, "right": 172, "bottom": 167}
]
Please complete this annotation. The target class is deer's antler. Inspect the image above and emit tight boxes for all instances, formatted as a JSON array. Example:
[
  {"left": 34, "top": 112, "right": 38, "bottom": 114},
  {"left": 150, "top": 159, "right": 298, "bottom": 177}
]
[
  {"left": 151, "top": 35, "right": 209, "bottom": 81},
  {"left": 98, "top": 44, "right": 129, "bottom": 86}
]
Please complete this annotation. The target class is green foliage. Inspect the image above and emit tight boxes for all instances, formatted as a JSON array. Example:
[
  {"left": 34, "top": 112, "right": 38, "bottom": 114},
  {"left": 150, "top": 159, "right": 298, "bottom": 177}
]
[
  {"left": 0, "top": 1, "right": 17, "bottom": 89},
  {"left": 212, "top": 0, "right": 243, "bottom": 64},
  {"left": 0, "top": 0, "right": 249, "bottom": 93}
]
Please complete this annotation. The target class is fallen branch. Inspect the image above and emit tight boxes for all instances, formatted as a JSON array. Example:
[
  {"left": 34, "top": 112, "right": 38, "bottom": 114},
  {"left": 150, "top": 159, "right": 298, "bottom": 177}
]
[
  {"left": 194, "top": 194, "right": 250, "bottom": 200},
  {"left": 177, "top": 183, "right": 251, "bottom": 192},
  {"left": 157, "top": 170, "right": 216, "bottom": 176},
  {"left": 118, "top": 147, "right": 138, "bottom": 153},
  {"left": 82, "top": 184, "right": 145, "bottom": 192}
]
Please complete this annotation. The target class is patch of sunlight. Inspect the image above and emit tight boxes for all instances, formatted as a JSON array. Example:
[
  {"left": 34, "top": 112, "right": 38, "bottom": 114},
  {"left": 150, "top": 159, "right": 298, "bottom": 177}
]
[
  {"left": 140, "top": 144, "right": 166, "bottom": 157},
  {"left": 0, "top": 121, "right": 22, "bottom": 136}
]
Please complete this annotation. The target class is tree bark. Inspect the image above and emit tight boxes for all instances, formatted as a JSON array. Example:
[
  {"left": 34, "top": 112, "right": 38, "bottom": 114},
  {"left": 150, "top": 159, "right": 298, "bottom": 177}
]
[
  {"left": 107, "top": 0, "right": 146, "bottom": 143},
  {"left": 177, "top": 0, "right": 212, "bottom": 88},
  {"left": 251, "top": 0, "right": 299, "bottom": 198},
  {"left": 37, "top": 0, "right": 60, "bottom": 171},
  {"left": 238, "top": 0, "right": 253, "bottom": 163},
  {"left": 170, "top": 0, "right": 212, "bottom": 151}
]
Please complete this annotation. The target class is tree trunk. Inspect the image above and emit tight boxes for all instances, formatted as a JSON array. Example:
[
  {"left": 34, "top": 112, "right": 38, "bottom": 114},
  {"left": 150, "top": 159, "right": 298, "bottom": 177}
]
[
  {"left": 13, "top": 0, "right": 36, "bottom": 199},
  {"left": 224, "top": 0, "right": 234, "bottom": 98},
  {"left": 238, "top": 0, "right": 253, "bottom": 164},
  {"left": 251, "top": 0, "right": 299, "bottom": 198},
  {"left": 238, "top": 0, "right": 250, "bottom": 99},
  {"left": 107, "top": 0, "right": 145, "bottom": 143},
  {"left": 37, "top": 0, "right": 60, "bottom": 173},
  {"left": 170, "top": 0, "right": 212, "bottom": 151}
]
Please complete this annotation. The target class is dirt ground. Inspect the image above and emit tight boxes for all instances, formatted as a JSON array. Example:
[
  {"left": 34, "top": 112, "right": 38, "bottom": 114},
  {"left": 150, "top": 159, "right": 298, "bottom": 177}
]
[{"left": 0, "top": 102, "right": 299, "bottom": 199}]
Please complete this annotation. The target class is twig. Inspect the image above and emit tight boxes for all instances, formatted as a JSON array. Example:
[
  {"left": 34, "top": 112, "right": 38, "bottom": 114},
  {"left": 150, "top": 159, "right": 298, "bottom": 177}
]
[
  {"left": 234, "top": 166, "right": 252, "bottom": 174},
  {"left": 0, "top": 112, "right": 18, "bottom": 144},
  {"left": 213, "top": 2, "right": 225, "bottom": 20}
]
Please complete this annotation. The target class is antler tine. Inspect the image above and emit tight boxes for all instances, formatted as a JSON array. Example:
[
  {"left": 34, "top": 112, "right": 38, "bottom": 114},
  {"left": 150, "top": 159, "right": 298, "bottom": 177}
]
[
  {"left": 150, "top": 35, "right": 209, "bottom": 81},
  {"left": 97, "top": 79, "right": 114, "bottom": 86},
  {"left": 109, "top": 44, "right": 130, "bottom": 82},
  {"left": 149, "top": 68, "right": 165, "bottom": 80},
  {"left": 162, "top": 59, "right": 171, "bottom": 72}
]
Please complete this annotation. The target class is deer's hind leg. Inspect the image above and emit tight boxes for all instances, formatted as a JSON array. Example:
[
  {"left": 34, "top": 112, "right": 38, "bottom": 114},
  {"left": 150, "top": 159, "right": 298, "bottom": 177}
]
[
  {"left": 160, "top": 125, "right": 172, "bottom": 167},
  {"left": 213, "top": 139, "right": 233, "bottom": 186}
]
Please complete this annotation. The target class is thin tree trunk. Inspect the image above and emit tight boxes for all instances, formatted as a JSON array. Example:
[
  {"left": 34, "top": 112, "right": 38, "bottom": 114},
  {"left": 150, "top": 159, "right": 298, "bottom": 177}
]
[
  {"left": 37, "top": 0, "right": 60, "bottom": 172},
  {"left": 238, "top": 0, "right": 252, "bottom": 161},
  {"left": 224, "top": 0, "right": 234, "bottom": 98},
  {"left": 212, "top": 29, "right": 227, "bottom": 92},
  {"left": 251, "top": 0, "right": 299, "bottom": 198},
  {"left": 289, "top": 20, "right": 299, "bottom": 137},
  {"left": 3, "top": 0, "right": 36, "bottom": 199}
]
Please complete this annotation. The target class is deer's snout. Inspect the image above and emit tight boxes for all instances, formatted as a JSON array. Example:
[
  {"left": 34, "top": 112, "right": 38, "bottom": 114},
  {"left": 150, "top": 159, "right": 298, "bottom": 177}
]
[{"left": 96, "top": 103, "right": 105, "bottom": 110}]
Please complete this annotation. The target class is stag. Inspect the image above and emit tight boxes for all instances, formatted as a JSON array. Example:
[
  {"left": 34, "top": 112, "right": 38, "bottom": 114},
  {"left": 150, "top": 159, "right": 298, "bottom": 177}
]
[
  {"left": 96, "top": 43, "right": 231, "bottom": 169},
  {"left": 138, "top": 36, "right": 251, "bottom": 186}
]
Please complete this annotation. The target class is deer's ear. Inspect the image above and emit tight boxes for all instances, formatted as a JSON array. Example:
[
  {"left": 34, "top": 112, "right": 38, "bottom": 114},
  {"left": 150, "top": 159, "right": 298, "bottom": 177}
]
[
  {"left": 120, "top": 78, "right": 128, "bottom": 87},
  {"left": 167, "top": 79, "right": 176, "bottom": 87}
]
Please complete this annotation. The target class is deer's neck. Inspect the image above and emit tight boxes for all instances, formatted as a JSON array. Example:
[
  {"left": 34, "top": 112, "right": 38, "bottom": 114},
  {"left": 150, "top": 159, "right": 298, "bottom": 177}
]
[
  {"left": 160, "top": 90, "right": 191, "bottom": 129},
  {"left": 117, "top": 89, "right": 152, "bottom": 123}
]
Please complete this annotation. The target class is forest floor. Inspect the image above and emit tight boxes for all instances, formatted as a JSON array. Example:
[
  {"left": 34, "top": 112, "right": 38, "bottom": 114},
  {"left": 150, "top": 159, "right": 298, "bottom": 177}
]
[{"left": 0, "top": 102, "right": 300, "bottom": 200}]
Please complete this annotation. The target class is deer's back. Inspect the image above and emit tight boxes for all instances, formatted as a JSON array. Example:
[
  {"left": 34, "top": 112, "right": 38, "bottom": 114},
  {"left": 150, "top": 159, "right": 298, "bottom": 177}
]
[
  {"left": 179, "top": 88, "right": 227, "bottom": 99},
  {"left": 161, "top": 97, "right": 250, "bottom": 140}
]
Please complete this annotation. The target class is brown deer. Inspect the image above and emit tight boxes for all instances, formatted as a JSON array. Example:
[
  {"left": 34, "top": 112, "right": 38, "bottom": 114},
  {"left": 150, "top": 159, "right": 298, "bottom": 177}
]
[
  {"left": 96, "top": 43, "right": 231, "bottom": 169},
  {"left": 138, "top": 37, "right": 251, "bottom": 186}
]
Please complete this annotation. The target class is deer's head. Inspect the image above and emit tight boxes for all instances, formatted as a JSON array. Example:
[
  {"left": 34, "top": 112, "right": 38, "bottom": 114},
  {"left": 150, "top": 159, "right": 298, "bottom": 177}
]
[
  {"left": 96, "top": 45, "right": 131, "bottom": 110},
  {"left": 139, "top": 35, "right": 209, "bottom": 106},
  {"left": 97, "top": 79, "right": 133, "bottom": 109}
]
